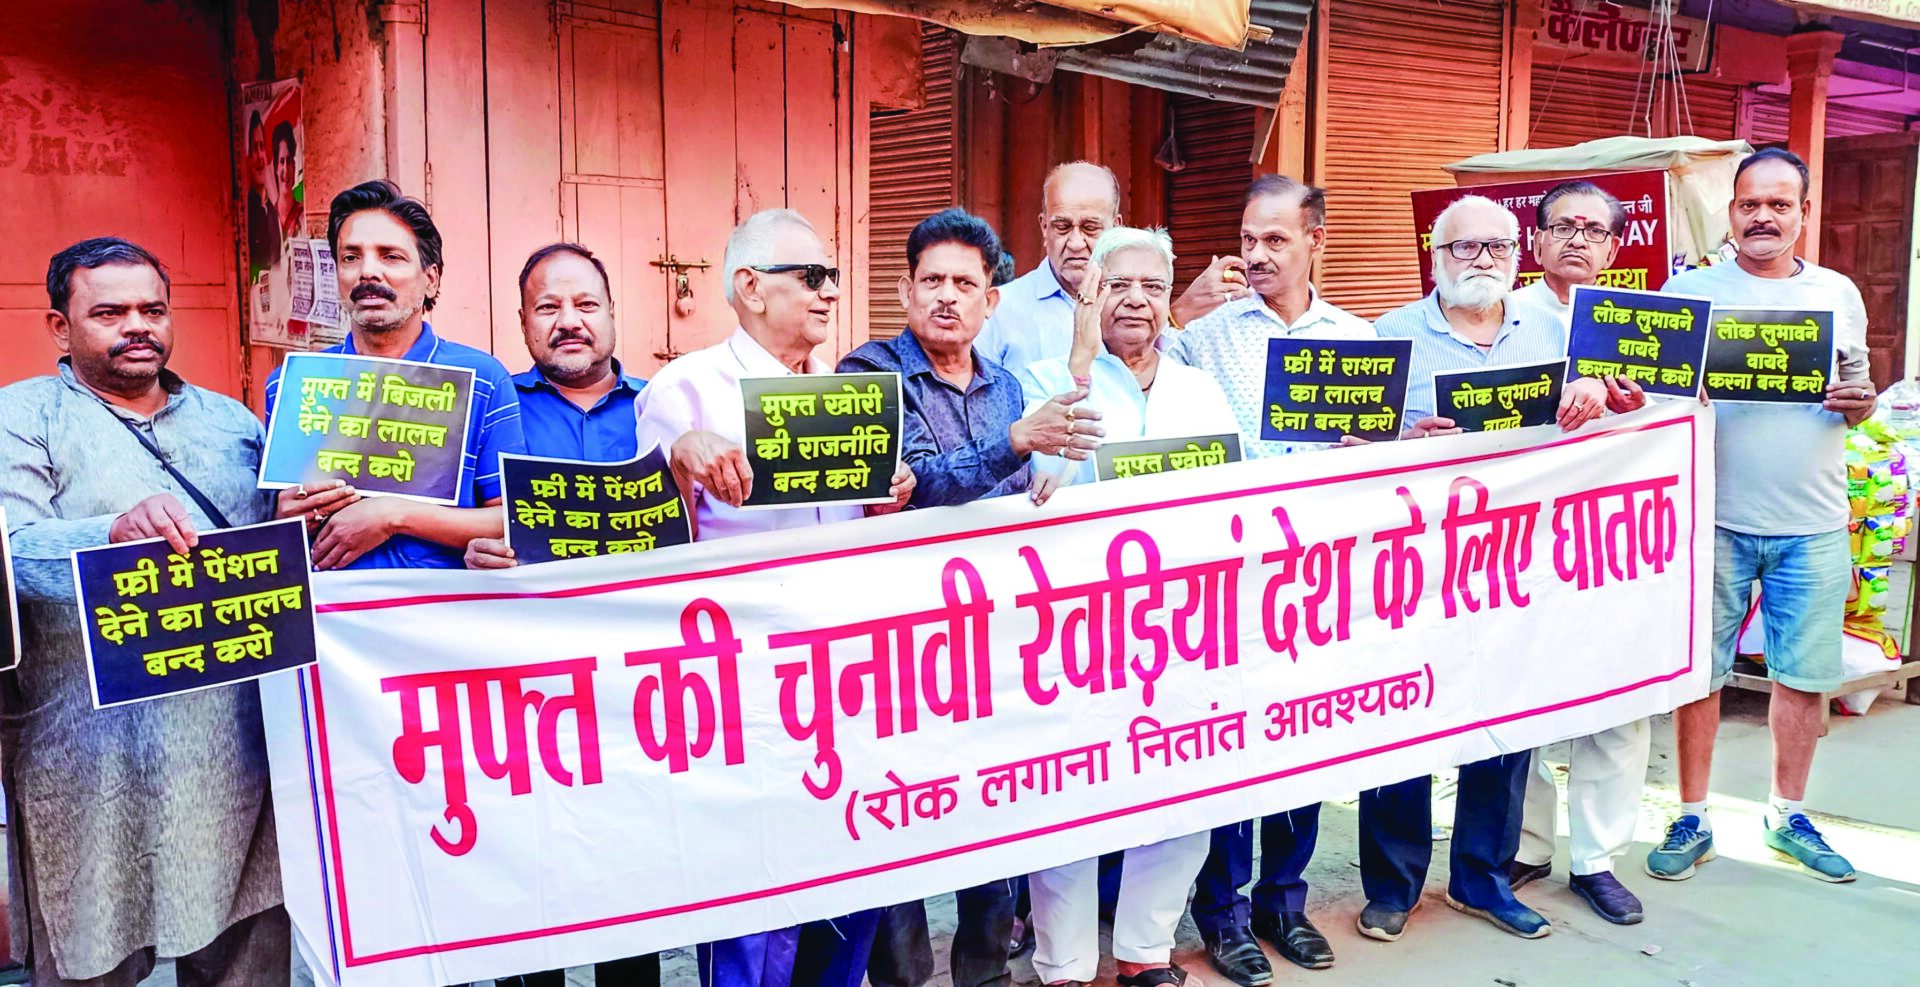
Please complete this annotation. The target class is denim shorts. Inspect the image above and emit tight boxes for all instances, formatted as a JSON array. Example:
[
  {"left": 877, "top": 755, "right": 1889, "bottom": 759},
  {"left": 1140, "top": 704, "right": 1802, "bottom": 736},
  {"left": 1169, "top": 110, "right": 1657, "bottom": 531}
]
[{"left": 1711, "top": 527, "right": 1849, "bottom": 693}]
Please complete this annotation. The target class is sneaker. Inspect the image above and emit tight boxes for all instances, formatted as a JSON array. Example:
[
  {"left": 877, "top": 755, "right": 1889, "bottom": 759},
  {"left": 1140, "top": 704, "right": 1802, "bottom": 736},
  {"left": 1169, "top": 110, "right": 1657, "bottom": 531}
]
[
  {"left": 1645, "top": 815, "right": 1716, "bottom": 880},
  {"left": 1764, "top": 813, "right": 1856, "bottom": 883},
  {"left": 1443, "top": 893, "right": 1552, "bottom": 939},
  {"left": 1569, "top": 872, "right": 1644, "bottom": 924}
]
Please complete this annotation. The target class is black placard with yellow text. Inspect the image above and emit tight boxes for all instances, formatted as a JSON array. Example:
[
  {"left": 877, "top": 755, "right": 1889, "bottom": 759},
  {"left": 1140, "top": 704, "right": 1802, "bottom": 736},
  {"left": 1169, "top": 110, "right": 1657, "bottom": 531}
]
[
  {"left": 72, "top": 518, "right": 316, "bottom": 709},
  {"left": 501, "top": 447, "right": 691, "bottom": 563},
  {"left": 741, "top": 372, "right": 902, "bottom": 508}
]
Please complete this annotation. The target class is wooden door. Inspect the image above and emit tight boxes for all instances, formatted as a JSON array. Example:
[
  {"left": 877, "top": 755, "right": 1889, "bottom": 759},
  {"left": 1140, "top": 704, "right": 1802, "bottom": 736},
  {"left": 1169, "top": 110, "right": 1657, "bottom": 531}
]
[
  {"left": 0, "top": 0, "right": 239, "bottom": 397},
  {"left": 555, "top": 0, "right": 857, "bottom": 376},
  {"left": 1318, "top": 0, "right": 1508, "bottom": 317},
  {"left": 1821, "top": 134, "right": 1918, "bottom": 391},
  {"left": 558, "top": 7, "right": 673, "bottom": 378}
]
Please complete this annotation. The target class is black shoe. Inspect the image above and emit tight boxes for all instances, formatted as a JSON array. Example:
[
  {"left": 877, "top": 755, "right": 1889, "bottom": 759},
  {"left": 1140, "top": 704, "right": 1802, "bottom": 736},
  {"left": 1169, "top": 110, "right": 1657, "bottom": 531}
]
[
  {"left": 1252, "top": 910, "right": 1334, "bottom": 970},
  {"left": 1356, "top": 900, "right": 1414, "bottom": 942},
  {"left": 1202, "top": 926, "right": 1273, "bottom": 987},
  {"left": 1507, "top": 859, "right": 1551, "bottom": 890},
  {"left": 1569, "top": 871, "right": 1644, "bottom": 925}
]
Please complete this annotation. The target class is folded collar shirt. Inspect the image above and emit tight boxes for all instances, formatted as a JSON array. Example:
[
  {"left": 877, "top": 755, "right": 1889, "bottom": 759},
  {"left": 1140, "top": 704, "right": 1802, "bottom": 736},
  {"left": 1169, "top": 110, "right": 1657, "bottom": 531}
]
[
  {"left": 635, "top": 327, "right": 865, "bottom": 541},
  {"left": 512, "top": 360, "right": 647, "bottom": 463},
  {"left": 976, "top": 262, "right": 1076, "bottom": 370},
  {"left": 1166, "top": 290, "right": 1376, "bottom": 459},
  {"left": 1373, "top": 290, "right": 1569, "bottom": 426}
]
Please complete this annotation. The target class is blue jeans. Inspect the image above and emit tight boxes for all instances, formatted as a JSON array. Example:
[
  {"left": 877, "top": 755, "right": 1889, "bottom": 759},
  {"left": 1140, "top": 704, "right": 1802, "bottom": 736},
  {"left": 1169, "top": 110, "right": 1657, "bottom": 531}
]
[{"left": 1712, "top": 527, "right": 1848, "bottom": 693}]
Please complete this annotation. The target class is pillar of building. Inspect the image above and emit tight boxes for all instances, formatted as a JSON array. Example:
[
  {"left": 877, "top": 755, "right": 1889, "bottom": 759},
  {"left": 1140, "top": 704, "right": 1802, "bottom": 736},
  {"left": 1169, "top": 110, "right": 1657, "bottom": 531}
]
[
  {"left": 1785, "top": 29, "right": 1844, "bottom": 263},
  {"left": 1505, "top": 0, "right": 1545, "bottom": 150},
  {"left": 378, "top": 3, "right": 428, "bottom": 195}
]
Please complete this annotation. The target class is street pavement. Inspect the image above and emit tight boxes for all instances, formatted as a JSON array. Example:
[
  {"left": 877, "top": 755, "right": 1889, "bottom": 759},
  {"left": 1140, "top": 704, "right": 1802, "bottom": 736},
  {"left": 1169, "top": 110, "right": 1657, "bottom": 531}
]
[{"left": 134, "top": 685, "right": 1919, "bottom": 986}]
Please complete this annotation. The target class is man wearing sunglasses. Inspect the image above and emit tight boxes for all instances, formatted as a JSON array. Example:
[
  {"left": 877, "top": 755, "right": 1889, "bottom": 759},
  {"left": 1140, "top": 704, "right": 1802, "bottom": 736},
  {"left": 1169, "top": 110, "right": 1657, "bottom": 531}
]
[
  {"left": 1504, "top": 181, "right": 1655, "bottom": 928},
  {"left": 634, "top": 207, "right": 910, "bottom": 987},
  {"left": 1360, "top": 195, "right": 1617, "bottom": 947}
]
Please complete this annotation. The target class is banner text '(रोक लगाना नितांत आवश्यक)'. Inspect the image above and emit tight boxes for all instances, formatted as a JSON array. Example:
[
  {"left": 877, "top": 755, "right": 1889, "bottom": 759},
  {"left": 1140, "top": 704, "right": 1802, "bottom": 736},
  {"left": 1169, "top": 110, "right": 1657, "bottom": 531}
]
[{"left": 264, "top": 400, "right": 1713, "bottom": 987}]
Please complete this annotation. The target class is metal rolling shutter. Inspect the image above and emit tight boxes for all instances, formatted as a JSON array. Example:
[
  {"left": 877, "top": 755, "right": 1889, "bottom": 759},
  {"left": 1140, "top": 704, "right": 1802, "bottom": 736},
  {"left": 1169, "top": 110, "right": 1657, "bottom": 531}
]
[
  {"left": 1744, "top": 89, "right": 1912, "bottom": 144},
  {"left": 1167, "top": 95, "right": 1256, "bottom": 289},
  {"left": 1528, "top": 62, "right": 1741, "bottom": 149},
  {"left": 1319, "top": 0, "right": 1508, "bottom": 318},
  {"left": 867, "top": 25, "right": 958, "bottom": 340}
]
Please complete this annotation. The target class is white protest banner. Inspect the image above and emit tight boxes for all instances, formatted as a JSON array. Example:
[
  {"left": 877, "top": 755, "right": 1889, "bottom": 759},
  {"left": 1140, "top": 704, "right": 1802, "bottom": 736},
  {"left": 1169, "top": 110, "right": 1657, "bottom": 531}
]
[{"left": 266, "top": 401, "right": 1713, "bottom": 986}]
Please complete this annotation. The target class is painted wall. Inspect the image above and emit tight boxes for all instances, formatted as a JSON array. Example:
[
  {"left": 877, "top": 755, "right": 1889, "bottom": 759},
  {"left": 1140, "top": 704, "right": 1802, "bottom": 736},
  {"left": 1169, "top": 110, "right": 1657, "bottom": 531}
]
[
  {"left": 0, "top": 0, "right": 240, "bottom": 396},
  {"left": 230, "top": 0, "right": 386, "bottom": 407}
]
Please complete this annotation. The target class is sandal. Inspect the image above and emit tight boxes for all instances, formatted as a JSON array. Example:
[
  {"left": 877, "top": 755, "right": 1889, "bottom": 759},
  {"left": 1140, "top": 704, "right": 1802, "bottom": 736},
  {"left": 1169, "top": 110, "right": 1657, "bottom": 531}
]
[{"left": 1116, "top": 965, "right": 1188, "bottom": 987}]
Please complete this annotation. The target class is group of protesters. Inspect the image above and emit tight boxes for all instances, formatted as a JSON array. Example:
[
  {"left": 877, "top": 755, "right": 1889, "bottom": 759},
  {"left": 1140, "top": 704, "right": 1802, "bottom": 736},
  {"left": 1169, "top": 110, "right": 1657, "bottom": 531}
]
[{"left": 0, "top": 144, "right": 1876, "bottom": 987}]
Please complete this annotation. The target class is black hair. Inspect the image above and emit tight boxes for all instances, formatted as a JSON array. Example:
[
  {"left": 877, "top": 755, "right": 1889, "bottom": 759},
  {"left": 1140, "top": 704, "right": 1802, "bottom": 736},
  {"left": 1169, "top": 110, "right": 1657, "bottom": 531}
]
[
  {"left": 1536, "top": 180, "right": 1626, "bottom": 236},
  {"left": 249, "top": 111, "right": 264, "bottom": 137},
  {"left": 1245, "top": 174, "right": 1327, "bottom": 229},
  {"left": 992, "top": 250, "right": 1017, "bottom": 287},
  {"left": 518, "top": 242, "right": 614, "bottom": 304},
  {"left": 327, "top": 179, "right": 444, "bottom": 311},
  {"left": 46, "top": 237, "right": 170, "bottom": 316},
  {"left": 1736, "top": 147, "right": 1812, "bottom": 201},
  {"left": 906, "top": 207, "right": 1002, "bottom": 278},
  {"left": 272, "top": 120, "right": 296, "bottom": 162}
]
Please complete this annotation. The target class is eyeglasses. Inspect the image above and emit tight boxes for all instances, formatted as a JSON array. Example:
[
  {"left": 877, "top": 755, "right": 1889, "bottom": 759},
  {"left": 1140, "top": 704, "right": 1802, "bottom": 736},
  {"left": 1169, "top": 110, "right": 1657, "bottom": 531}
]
[
  {"left": 1546, "top": 224, "right": 1614, "bottom": 243},
  {"left": 751, "top": 264, "right": 841, "bottom": 291},
  {"left": 1101, "top": 277, "right": 1172, "bottom": 298},
  {"left": 1440, "top": 239, "right": 1519, "bottom": 261}
]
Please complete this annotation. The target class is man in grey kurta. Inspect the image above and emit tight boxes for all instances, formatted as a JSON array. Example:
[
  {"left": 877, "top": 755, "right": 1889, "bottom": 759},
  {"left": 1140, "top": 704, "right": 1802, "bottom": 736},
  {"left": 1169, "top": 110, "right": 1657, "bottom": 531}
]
[{"left": 0, "top": 238, "right": 290, "bottom": 986}]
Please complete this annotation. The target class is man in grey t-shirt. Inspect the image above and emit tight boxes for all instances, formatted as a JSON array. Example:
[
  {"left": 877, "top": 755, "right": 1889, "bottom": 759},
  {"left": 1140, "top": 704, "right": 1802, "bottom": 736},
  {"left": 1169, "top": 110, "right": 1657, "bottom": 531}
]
[{"left": 1645, "top": 149, "right": 1876, "bottom": 886}]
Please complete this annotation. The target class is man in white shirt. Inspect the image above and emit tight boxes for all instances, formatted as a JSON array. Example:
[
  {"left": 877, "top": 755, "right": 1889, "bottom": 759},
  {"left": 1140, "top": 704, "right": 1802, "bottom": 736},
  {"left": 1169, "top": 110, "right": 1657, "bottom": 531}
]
[
  {"left": 1510, "top": 179, "right": 1622, "bottom": 322},
  {"left": 976, "top": 161, "right": 1250, "bottom": 369},
  {"left": 1504, "top": 180, "right": 1655, "bottom": 927},
  {"left": 1163, "top": 174, "right": 1366, "bottom": 986},
  {"left": 634, "top": 207, "right": 910, "bottom": 987},
  {"left": 1645, "top": 148, "right": 1876, "bottom": 887}
]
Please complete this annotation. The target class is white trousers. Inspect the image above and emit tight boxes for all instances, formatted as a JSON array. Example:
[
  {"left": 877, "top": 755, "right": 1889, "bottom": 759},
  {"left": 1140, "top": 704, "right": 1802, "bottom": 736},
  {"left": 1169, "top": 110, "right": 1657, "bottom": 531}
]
[
  {"left": 1518, "top": 718, "right": 1653, "bottom": 876},
  {"left": 1027, "top": 831, "right": 1211, "bottom": 984}
]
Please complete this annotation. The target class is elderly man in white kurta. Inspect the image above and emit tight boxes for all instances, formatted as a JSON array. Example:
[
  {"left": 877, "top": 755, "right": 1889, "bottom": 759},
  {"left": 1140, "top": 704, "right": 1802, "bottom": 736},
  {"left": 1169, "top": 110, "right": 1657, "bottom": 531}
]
[{"left": 1016, "top": 227, "right": 1238, "bottom": 987}]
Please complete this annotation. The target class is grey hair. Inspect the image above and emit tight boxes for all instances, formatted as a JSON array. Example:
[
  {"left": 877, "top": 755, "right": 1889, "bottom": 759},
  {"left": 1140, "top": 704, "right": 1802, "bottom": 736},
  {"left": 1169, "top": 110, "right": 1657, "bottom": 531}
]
[
  {"left": 722, "top": 208, "right": 818, "bottom": 304},
  {"left": 1090, "top": 225, "right": 1175, "bottom": 274},
  {"left": 1431, "top": 194, "right": 1520, "bottom": 249}
]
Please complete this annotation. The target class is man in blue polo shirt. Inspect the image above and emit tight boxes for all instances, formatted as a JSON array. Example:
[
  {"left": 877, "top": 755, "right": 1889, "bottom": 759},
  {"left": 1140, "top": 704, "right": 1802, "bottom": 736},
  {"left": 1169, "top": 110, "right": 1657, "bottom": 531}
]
[
  {"left": 463, "top": 243, "right": 658, "bottom": 985},
  {"left": 265, "top": 179, "right": 524, "bottom": 569}
]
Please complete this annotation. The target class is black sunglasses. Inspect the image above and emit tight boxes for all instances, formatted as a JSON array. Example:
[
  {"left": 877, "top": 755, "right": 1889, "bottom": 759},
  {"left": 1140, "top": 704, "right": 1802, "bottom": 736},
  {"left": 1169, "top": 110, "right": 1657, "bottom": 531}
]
[{"left": 751, "top": 264, "right": 841, "bottom": 291}]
